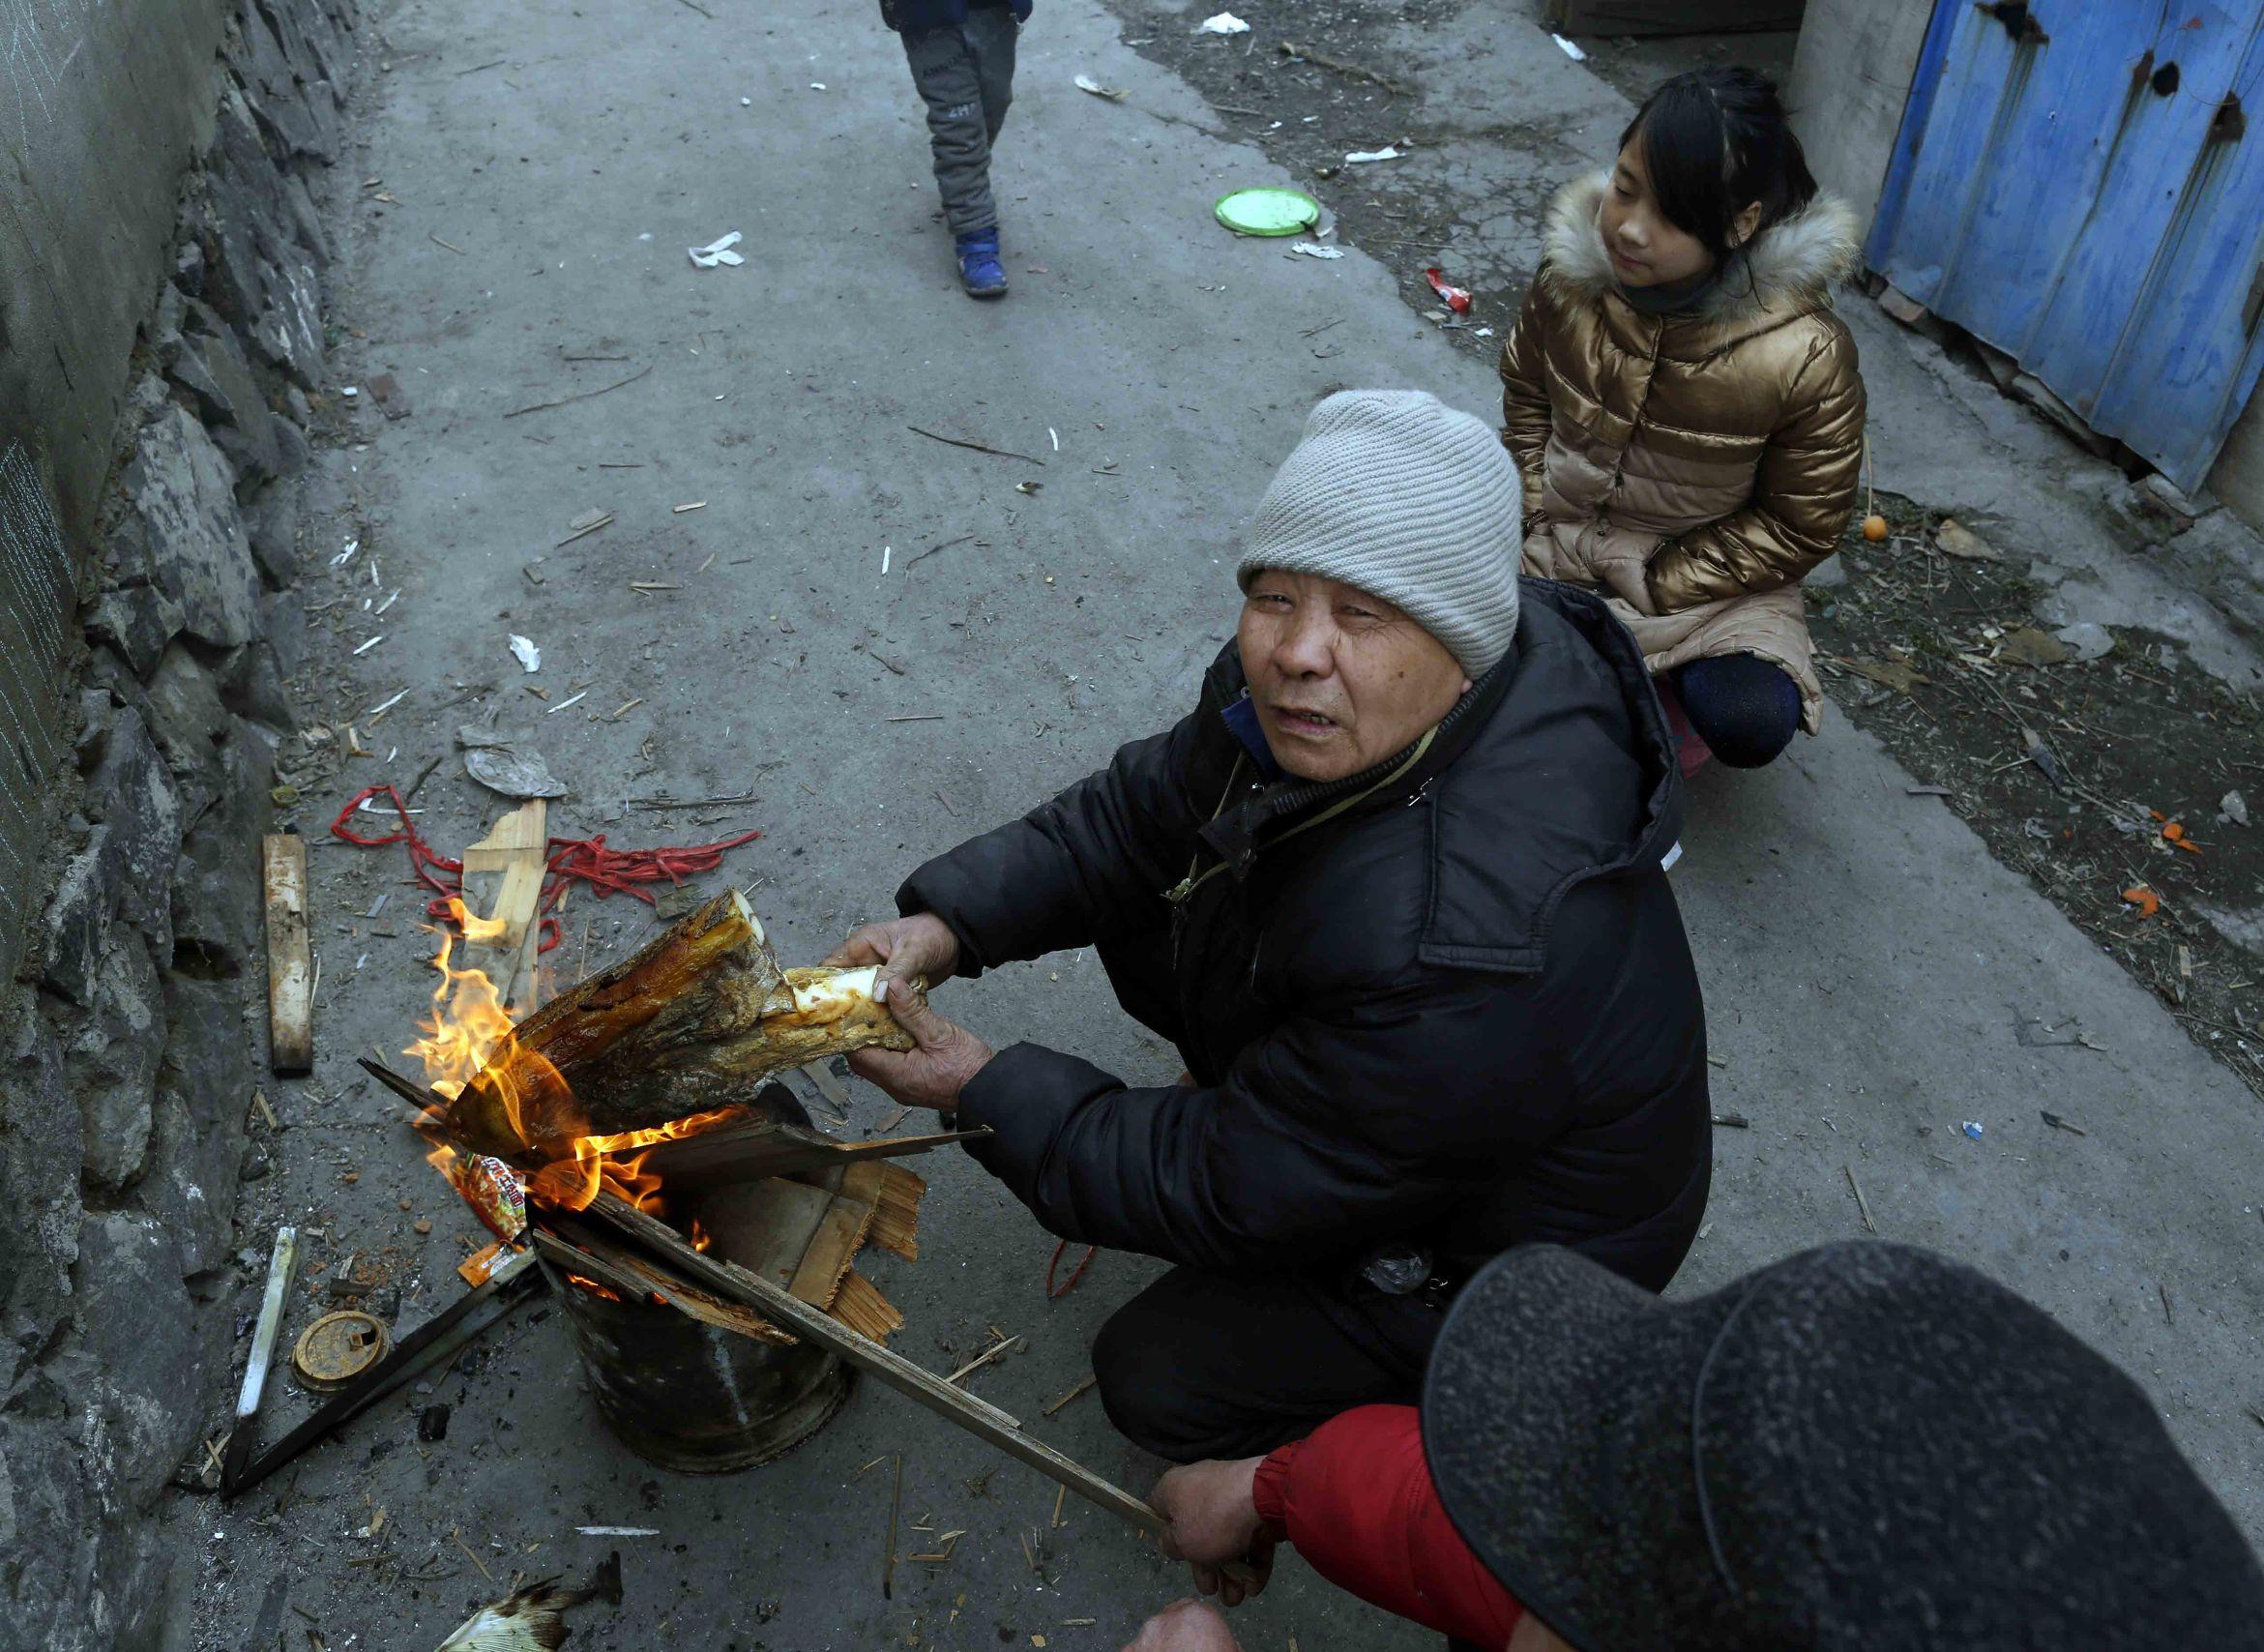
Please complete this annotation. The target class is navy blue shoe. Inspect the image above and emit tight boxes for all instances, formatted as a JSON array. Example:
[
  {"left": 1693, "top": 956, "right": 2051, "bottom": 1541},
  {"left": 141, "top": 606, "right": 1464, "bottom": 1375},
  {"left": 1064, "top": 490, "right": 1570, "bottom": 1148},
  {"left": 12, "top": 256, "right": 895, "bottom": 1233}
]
[{"left": 955, "top": 228, "right": 1008, "bottom": 298}]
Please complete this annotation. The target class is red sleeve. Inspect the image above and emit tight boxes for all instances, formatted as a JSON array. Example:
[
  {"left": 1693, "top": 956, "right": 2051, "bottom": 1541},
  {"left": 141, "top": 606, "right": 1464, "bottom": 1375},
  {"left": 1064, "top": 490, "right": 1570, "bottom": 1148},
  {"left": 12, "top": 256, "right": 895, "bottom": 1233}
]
[{"left": 1252, "top": 1403, "right": 1522, "bottom": 1646}]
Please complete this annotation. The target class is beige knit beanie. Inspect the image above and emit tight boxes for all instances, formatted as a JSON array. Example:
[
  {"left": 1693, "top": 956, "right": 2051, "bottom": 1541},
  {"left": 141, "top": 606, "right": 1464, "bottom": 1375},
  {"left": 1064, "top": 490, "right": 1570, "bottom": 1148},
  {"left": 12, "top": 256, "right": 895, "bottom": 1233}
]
[{"left": 1237, "top": 389, "right": 1522, "bottom": 677}]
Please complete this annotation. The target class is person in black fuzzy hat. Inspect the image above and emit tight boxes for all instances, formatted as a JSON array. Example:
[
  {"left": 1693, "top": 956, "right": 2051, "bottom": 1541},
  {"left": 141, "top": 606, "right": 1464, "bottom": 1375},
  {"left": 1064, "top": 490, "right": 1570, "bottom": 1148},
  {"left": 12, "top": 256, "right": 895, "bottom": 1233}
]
[{"left": 1126, "top": 1240, "right": 2264, "bottom": 1651}]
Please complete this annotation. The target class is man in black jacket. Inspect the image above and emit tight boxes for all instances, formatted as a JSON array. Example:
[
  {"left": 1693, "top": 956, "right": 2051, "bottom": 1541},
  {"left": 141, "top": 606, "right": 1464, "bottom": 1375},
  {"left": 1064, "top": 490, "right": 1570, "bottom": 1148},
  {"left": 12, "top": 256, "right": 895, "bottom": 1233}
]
[{"left": 835, "top": 390, "right": 1710, "bottom": 1462}]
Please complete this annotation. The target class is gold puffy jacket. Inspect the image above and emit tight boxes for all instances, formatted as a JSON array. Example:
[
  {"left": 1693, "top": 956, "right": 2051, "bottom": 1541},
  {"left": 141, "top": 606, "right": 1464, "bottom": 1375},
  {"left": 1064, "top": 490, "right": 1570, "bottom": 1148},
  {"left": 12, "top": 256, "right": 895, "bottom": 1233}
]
[{"left": 1502, "top": 174, "right": 1866, "bottom": 732}]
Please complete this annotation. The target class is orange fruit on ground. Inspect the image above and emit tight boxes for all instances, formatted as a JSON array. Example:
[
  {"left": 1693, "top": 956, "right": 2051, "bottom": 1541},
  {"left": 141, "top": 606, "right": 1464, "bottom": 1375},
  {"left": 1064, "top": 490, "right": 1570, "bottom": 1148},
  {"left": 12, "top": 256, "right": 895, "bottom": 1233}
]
[{"left": 1862, "top": 515, "right": 1889, "bottom": 542}]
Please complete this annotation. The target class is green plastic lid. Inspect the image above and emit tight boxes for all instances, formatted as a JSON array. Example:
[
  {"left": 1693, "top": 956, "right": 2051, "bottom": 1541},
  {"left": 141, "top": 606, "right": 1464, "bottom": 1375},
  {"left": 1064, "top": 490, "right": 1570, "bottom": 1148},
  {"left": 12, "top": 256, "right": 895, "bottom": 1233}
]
[{"left": 1214, "top": 187, "right": 1321, "bottom": 237}]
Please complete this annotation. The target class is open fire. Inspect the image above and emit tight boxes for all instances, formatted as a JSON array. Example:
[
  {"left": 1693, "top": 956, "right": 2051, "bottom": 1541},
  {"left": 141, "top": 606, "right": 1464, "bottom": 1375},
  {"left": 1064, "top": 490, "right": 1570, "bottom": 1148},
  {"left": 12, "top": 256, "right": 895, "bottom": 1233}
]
[
  {"left": 372, "top": 883, "right": 953, "bottom": 1473},
  {"left": 405, "top": 900, "right": 739, "bottom": 1232}
]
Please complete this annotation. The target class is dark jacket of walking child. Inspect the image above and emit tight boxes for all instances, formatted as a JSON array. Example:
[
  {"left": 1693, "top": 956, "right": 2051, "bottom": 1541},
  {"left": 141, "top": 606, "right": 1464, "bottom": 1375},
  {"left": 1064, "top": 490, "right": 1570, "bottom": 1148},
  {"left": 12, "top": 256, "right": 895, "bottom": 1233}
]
[
  {"left": 880, "top": 0, "right": 1032, "bottom": 296},
  {"left": 1502, "top": 67, "right": 1865, "bottom": 770}
]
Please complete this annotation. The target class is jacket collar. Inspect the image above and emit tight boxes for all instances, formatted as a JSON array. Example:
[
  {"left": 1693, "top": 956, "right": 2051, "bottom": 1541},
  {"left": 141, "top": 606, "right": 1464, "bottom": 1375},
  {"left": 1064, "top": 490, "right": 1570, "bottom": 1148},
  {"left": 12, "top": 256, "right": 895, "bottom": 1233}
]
[
  {"left": 1187, "top": 583, "right": 1684, "bottom": 975},
  {"left": 1194, "top": 642, "right": 1512, "bottom": 878},
  {"left": 1541, "top": 171, "right": 1860, "bottom": 337}
]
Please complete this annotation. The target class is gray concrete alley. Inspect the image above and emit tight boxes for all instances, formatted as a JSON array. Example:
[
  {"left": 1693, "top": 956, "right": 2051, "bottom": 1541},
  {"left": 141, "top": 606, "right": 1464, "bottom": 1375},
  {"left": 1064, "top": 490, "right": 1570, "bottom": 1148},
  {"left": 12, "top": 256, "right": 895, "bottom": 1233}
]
[{"left": 191, "top": 1, "right": 2264, "bottom": 1647}]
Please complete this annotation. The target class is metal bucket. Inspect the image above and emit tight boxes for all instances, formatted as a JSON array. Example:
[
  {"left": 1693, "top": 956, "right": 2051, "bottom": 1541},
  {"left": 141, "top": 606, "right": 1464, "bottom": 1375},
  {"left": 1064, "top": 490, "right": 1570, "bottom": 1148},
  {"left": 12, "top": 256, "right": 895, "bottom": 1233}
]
[{"left": 545, "top": 1256, "right": 850, "bottom": 1473}]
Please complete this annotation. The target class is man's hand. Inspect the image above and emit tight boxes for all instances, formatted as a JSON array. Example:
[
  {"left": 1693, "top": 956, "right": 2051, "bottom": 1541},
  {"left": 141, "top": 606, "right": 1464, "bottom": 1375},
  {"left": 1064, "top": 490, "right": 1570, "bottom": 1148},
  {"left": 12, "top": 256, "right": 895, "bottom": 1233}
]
[
  {"left": 1121, "top": 1599, "right": 1241, "bottom": 1652},
  {"left": 1153, "top": 1457, "right": 1276, "bottom": 1607},
  {"left": 845, "top": 978, "right": 995, "bottom": 1111},
  {"left": 823, "top": 911, "right": 961, "bottom": 990}
]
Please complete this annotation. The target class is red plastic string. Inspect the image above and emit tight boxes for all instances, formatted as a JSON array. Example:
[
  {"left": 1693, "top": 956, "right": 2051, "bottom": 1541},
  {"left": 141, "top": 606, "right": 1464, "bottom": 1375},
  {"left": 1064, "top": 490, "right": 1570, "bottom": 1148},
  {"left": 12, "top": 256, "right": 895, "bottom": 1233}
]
[
  {"left": 1045, "top": 1238, "right": 1099, "bottom": 1300},
  {"left": 331, "top": 784, "right": 760, "bottom": 953}
]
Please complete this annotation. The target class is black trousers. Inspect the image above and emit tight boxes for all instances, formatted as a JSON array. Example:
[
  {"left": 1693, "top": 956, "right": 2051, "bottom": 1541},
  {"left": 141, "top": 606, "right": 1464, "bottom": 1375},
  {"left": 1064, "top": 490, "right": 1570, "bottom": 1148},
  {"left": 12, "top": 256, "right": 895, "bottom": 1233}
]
[
  {"left": 1091, "top": 1263, "right": 1430, "bottom": 1462},
  {"left": 1085, "top": 930, "right": 1444, "bottom": 1461}
]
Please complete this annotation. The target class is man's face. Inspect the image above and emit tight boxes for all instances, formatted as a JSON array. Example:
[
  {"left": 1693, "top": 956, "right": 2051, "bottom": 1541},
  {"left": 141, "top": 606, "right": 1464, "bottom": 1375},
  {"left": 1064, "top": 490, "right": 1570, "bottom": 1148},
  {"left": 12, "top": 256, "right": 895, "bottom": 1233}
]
[{"left": 1237, "top": 569, "right": 1473, "bottom": 782}]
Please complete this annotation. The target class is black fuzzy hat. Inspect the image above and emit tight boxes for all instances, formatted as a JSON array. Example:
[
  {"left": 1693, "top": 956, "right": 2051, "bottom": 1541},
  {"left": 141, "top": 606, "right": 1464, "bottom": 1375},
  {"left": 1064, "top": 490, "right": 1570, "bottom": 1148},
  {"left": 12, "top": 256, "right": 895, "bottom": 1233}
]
[{"left": 1421, "top": 1241, "right": 2263, "bottom": 1650}]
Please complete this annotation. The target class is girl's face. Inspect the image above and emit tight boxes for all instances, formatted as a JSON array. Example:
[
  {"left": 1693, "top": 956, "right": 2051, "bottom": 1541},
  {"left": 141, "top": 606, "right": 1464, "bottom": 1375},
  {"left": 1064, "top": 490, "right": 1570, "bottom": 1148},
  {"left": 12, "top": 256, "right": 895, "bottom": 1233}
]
[{"left": 1600, "top": 137, "right": 1759, "bottom": 288}]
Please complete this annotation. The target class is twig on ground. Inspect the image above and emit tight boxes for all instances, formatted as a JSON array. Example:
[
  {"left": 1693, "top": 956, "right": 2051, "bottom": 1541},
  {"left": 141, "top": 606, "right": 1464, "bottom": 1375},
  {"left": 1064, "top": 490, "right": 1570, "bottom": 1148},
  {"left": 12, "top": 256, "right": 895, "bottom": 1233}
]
[
  {"left": 945, "top": 1336, "right": 1022, "bottom": 1387},
  {"left": 905, "top": 533, "right": 976, "bottom": 570},
  {"left": 906, "top": 425, "right": 1045, "bottom": 466},
  {"left": 1844, "top": 1165, "right": 1877, "bottom": 1234},
  {"left": 1043, "top": 1374, "right": 1097, "bottom": 1416},
  {"left": 504, "top": 365, "right": 653, "bottom": 419},
  {"left": 451, "top": 1529, "right": 494, "bottom": 1582}
]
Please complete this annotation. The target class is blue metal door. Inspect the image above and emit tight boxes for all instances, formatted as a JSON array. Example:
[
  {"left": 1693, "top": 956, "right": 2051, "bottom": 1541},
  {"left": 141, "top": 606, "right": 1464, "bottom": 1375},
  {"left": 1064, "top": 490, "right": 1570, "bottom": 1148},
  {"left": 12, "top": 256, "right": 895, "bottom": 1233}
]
[{"left": 1868, "top": 2, "right": 2264, "bottom": 490}]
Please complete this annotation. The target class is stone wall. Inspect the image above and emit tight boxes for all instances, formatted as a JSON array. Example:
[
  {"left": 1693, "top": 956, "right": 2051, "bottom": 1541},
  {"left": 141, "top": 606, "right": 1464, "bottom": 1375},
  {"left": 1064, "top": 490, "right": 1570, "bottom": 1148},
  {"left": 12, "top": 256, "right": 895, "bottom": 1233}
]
[{"left": 0, "top": 0, "right": 356, "bottom": 1644}]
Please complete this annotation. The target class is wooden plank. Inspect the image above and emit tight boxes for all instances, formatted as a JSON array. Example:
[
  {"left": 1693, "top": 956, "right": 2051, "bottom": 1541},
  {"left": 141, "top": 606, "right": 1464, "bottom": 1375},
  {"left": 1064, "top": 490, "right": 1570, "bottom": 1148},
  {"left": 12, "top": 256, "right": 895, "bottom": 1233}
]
[
  {"left": 786, "top": 1175, "right": 878, "bottom": 1311},
  {"left": 541, "top": 1215, "right": 795, "bottom": 1344},
  {"left": 459, "top": 799, "right": 547, "bottom": 944},
  {"left": 582, "top": 1192, "right": 1171, "bottom": 1540},
  {"left": 531, "top": 1225, "right": 653, "bottom": 1304},
  {"left": 261, "top": 833, "right": 312, "bottom": 1073},
  {"left": 830, "top": 1269, "right": 904, "bottom": 1343},
  {"left": 634, "top": 1121, "right": 984, "bottom": 1191},
  {"left": 691, "top": 1178, "right": 837, "bottom": 1289}
]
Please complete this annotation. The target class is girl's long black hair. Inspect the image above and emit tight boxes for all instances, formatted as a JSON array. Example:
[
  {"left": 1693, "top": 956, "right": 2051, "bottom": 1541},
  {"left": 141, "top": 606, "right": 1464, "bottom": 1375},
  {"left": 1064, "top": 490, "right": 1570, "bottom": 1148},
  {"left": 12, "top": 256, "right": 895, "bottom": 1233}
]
[{"left": 1620, "top": 66, "right": 1818, "bottom": 265}]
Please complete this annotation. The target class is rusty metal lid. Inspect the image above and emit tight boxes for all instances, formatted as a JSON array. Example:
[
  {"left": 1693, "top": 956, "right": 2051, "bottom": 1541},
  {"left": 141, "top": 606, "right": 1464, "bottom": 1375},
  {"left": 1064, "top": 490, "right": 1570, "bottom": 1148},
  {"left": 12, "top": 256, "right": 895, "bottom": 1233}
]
[{"left": 294, "top": 1310, "right": 392, "bottom": 1392}]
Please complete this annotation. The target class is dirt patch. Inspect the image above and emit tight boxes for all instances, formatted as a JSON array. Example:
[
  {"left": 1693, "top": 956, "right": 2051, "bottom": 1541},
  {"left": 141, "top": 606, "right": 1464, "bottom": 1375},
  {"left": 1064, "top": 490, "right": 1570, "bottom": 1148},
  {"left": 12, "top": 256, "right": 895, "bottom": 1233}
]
[
  {"left": 1811, "top": 499, "right": 2264, "bottom": 1101},
  {"left": 1104, "top": 0, "right": 1568, "bottom": 349}
]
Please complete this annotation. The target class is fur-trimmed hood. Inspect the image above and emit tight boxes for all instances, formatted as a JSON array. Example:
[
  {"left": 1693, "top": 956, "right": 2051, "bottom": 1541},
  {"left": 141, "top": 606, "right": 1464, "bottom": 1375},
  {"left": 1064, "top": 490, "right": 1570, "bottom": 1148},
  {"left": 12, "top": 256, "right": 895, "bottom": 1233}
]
[{"left": 1541, "top": 171, "right": 1861, "bottom": 327}]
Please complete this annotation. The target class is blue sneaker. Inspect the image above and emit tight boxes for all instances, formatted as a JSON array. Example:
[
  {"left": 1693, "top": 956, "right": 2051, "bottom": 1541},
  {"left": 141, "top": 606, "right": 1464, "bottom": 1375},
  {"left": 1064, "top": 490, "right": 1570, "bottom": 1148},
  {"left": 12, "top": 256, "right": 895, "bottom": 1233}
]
[{"left": 955, "top": 227, "right": 1008, "bottom": 298}]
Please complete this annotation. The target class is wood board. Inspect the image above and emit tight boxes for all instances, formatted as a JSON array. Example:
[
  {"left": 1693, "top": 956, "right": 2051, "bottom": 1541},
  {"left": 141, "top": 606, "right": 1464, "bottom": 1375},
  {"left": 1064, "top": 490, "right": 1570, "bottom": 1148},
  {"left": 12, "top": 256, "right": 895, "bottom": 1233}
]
[{"left": 261, "top": 833, "right": 312, "bottom": 1073}]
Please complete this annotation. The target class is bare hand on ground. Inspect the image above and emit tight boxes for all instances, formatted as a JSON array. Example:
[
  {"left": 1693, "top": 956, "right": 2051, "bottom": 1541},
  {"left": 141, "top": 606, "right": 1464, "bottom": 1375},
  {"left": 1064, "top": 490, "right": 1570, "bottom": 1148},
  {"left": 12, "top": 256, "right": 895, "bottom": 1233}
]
[
  {"left": 1121, "top": 1598, "right": 1242, "bottom": 1652},
  {"left": 1153, "top": 1458, "right": 1275, "bottom": 1606},
  {"left": 846, "top": 977, "right": 994, "bottom": 1110},
  {"left": 823, "top": 911, "right": 960, "bottom": 991}
]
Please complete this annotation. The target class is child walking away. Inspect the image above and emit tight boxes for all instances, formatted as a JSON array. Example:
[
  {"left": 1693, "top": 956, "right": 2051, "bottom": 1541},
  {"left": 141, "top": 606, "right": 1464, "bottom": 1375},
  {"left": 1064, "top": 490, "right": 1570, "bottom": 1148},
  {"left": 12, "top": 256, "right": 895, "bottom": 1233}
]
[
  {"left": 879, "top": 0, "right": 1031, "bottom": 298},
  {"left": 1502, "top": 66, "right": 1865, "bottom": 775}
]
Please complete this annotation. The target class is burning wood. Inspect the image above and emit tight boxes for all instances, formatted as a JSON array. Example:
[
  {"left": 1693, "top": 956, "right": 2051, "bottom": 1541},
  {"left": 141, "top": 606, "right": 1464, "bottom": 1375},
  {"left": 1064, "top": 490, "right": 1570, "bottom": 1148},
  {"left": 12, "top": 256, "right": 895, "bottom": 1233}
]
[{"left": 429, "top": 889, "right": 923, "bottom": 1162}]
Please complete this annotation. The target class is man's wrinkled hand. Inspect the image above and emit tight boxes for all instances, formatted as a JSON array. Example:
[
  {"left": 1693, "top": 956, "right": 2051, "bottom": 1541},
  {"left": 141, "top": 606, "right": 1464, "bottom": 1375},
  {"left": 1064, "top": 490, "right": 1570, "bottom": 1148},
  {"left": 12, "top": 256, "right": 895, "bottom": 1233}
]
[
  {"left": 845, "top": 977, "right": 994, "bottom": 1111},
  {"left": 1153, "top": 1458, "right": 1276, "bottom": 1607},
  {"left": 823, "top": 911, "right": 961, "bottom": 993},
  {"left": 1121, "top": 1598, "right": 1242, "bottom": 1652}
]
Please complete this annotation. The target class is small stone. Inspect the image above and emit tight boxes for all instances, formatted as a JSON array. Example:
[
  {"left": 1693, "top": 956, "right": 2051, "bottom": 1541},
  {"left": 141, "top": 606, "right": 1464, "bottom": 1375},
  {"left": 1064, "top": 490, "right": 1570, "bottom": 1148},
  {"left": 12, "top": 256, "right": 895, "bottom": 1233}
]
[
  {"left": 171, "top": 725, "right": 275, "bottom": 972},
  {"left": 39, "top": 828, "right": 117, "bottom": 1007},
  {"left": 114, "top": 406, "right": 262, "bottom": 648},
  {"left": 367, "top": 372, "right": 411, "bottom": 419},
  {"left": 74, "top": 688, "right": 115, "bottom": 766},
  {"left": 1876, "top": 284, "right": 1928, "bottom": 327},
  {"left": 88, "top": 708, "right": 185, "bottom": 944},
  {"left": 1933, "top": 518, "right": 1998, "bottom": 562},
  {"left": 63, "top": 930, "right": 165, "bottom": 1190},
  {"left": 84, "top": 586, "right": 187, "bottom": 680},
  {"left": 2051, "top": 621, "right": 2114, "bottom": 662},
  {"left": 143, "top": 645, "right": 230, "bottom": 799},
  {"left": 2222, "top": 790, "right": 2250, "bottom": 829},
  {"left": 221, "top": 641, "right": 299, "bottom": 732},
  {"left": 413, "top": 1218, "right": 432, "bottom": 1235},
  {"left": 1997, "top": 627, "right": 2072, "bottom": 667},
  {"left": 75, "top": 1213, "right": 199, "bottom": 1501}
]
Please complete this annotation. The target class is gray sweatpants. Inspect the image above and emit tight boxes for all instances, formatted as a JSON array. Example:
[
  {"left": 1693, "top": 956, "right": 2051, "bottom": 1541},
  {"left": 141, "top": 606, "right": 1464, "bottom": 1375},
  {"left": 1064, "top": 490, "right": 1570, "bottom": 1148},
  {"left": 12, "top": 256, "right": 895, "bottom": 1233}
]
[{"left": 900, "top": 8, "right": 1017, "bottom": 237}]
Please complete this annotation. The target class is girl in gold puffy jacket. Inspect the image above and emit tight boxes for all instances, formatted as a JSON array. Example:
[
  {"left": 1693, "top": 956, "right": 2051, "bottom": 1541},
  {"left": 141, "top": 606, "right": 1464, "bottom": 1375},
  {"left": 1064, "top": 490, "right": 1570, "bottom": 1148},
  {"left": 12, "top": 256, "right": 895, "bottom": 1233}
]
[{"left": 1502, "top": 66, "right": 1866, "bottom": 772}]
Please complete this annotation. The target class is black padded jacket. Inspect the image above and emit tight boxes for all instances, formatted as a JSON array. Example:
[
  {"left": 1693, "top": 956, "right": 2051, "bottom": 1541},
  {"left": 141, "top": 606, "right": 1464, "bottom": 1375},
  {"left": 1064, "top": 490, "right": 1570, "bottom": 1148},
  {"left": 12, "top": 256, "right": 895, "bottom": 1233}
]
[{"left": 899, "top": 579, "right": 1710, "bottom": 1298}]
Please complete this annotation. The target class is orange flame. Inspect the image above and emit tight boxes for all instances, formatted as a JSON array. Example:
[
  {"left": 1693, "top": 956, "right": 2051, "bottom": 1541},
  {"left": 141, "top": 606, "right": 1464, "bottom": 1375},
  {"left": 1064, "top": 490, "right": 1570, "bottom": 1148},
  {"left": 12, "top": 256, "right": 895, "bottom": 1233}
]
[
  {"left": 405, "top": 908, "right": 517, "bottom": 1100},
  {"left": 408, "top": 900, "right": 744, "bottom": 1221}
]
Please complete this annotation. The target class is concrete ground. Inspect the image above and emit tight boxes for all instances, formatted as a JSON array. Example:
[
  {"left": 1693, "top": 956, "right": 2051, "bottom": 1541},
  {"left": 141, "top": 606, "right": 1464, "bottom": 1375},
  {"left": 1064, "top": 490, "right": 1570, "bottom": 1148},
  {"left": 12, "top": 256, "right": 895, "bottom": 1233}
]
[{"left": 189, "top": 1, "right": 2264, "bottom": 1648}]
